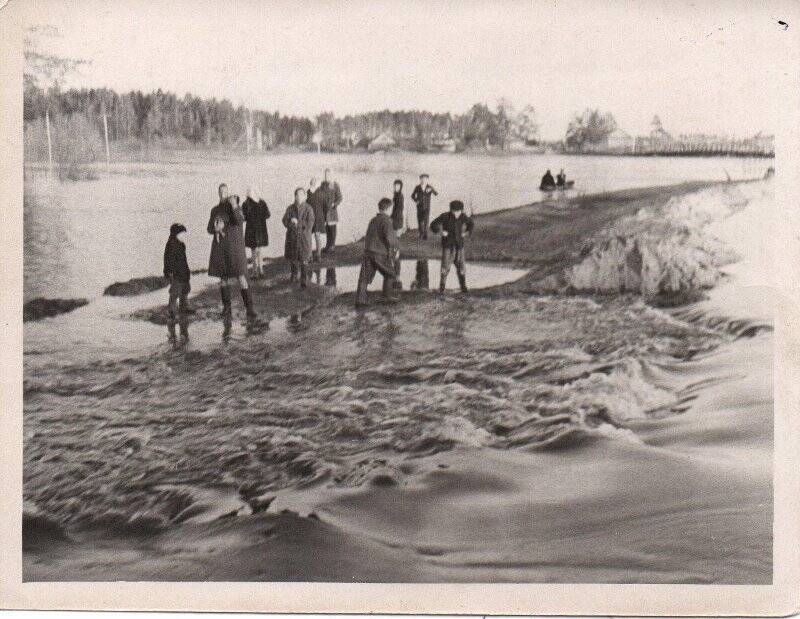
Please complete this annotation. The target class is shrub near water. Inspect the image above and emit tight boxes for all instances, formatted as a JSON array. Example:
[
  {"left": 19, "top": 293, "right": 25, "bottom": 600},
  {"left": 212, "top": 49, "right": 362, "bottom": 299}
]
[{"left": 564, "top": 184, "right": 747, "bottom": 299}]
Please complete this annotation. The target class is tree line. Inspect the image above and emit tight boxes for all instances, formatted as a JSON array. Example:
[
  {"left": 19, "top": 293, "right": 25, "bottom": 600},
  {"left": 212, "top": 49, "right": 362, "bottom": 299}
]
[{"left": 23, "top": 83, "right": 564, "bottom": 154}]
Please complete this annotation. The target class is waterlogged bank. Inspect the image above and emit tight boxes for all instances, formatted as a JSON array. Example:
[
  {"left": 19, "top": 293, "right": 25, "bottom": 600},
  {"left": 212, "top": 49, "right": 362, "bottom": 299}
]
[{"left": 23, "top": 180, "right": 773, "bottom": 583}]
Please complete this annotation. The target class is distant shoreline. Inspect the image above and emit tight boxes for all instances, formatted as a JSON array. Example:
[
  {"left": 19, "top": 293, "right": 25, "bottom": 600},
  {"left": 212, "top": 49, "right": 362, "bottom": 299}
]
[{"left": 21, "top": 146, "right": 774, "bottom": 180}]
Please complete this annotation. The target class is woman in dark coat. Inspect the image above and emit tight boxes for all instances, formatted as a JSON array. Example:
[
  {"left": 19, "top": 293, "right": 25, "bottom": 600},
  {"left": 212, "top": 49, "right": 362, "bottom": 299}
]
[
  {"left": 242, "top": 187, "right": 270, "bottom": 278},
  {"left": 207, "top": 185, "right": 256, "bottom": 318}
]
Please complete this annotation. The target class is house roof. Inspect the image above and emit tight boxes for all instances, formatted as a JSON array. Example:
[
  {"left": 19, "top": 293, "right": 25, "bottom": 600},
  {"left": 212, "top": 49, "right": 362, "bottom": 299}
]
[{"left": 369, "top": 132, "right": 396, "bottom": 145}]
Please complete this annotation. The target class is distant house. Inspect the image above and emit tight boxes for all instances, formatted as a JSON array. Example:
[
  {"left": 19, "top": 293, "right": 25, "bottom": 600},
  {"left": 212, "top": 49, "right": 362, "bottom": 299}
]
[
  {"left": 368, "top": 132, "right": 396, "bottom": 152},
  {"left": 432, "top": 137, "right": 456, "bottom": 153}
]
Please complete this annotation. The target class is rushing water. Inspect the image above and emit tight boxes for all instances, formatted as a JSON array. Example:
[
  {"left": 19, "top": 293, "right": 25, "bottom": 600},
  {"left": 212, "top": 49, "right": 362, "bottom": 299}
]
[
  {"left": 21, "top": 157, "right": 774, "bottom": 583},
  {"left": 23, "top": 152, "right": 768, "bottom": 301}
]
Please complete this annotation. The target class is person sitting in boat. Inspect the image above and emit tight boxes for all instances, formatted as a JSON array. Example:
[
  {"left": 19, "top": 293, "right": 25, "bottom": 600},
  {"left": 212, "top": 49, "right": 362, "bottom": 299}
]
[
  {"left": 540, "top": 169, "right": 556, "bottom": 191},
  {"left": 556, "top": 169, "right": 566, "bottom": 188}
]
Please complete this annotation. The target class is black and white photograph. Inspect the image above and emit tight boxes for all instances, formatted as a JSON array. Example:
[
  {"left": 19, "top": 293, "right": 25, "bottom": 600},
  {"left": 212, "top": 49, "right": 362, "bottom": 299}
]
[{"left": 3, "top": 0, "right": 800, "bottom": 612}]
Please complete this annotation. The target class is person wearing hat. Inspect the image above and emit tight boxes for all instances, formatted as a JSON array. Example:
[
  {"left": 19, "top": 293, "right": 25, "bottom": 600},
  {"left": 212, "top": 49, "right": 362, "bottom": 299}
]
[
  {"left": 430, "top": 200, "right": 474, "bottom": 293},
  {"left": 163, "top": 222, "right": 191, "bottom": 319},
  {"left": 355, "top": 197, "right": 400, "bottom": 308},
  {"left": 411, "top": 173, "right": 437, "bottom": 240}
]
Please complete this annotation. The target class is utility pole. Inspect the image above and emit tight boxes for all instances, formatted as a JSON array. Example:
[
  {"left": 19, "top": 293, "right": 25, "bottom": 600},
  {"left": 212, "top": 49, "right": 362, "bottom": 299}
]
[
  {"left": 245, "top": 109, "right": 252, "bottom": 154},
  {"left": 45, "top": 109, "right": 53, "bottom": 177},
  {"left": 102, "top": 110, "right": 111, "bottom": 171}
]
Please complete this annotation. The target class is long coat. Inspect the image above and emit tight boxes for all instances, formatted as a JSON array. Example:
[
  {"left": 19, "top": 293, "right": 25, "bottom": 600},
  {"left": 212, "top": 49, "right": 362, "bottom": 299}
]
[
  {"left": 207, "top": 200, "right": 248, "bottom": 278},
  {"left": 391, "top": 191, "right": 404, "bottom": 231},
  {"left": 318, "top": 180, "right": 342, "bottom": 224},
  {"left": 242, "top": 197, "right": 270, "bottom": 248},
  {"left": 282, "top": 201, "right": 315, "bottom": 262},
  {"left": 307, "top": 187, "right": 326, "bottom": 233}
]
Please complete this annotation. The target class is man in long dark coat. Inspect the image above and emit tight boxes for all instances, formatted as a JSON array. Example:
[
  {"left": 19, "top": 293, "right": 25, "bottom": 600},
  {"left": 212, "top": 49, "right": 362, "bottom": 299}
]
[{"left": 207, "top": 183, "right": 256, "bottom": 318}]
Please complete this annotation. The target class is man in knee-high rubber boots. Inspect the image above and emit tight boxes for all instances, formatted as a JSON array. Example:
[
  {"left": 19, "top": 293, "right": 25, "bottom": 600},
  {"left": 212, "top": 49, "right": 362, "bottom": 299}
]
[{"left": 430, "top": 200, "right": 474, "bottom": 293}]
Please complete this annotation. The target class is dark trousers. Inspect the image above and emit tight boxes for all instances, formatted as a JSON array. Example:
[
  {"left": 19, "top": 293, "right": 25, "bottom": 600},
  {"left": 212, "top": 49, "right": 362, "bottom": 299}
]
[
  {"left": 356, "top": 252, "right": 397, "bottom": 305},
  {"left": 168, "top": 280, "right": 189, "bottom": 315},
  {"left": 417, "top": 208, "right": 429, "bottom": 239},
  {"left": 414, "top": 260, "right": 430, "bottom": 289},
  {"left": 325, "top": 224, "right": 337, "bottom": 249}
]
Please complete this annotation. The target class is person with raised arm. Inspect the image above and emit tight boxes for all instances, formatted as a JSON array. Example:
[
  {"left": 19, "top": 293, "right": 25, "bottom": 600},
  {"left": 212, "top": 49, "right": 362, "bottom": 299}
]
[{"left": 207, "top": 183, "right": 257, "bottom": 319}]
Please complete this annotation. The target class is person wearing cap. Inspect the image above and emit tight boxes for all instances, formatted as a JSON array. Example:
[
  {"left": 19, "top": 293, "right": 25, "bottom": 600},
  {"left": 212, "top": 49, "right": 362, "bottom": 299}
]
[
  {"left": 355, "top": 197, "right": 400, "bottom": 308},
  {"left": 207, "top": 184, "right": 257, "bottom": 319},
  {"left": 164, "top": 222, "right": 191, "bottom": 319},
  {"left": 282, "top": 187, "right": 316, "bottom": 288},
  {"left": 430, "top": 200, "right": 474, "bottom": 293},
  {"left": 411, "top": 173, "right": 438, "bottom": 240}
]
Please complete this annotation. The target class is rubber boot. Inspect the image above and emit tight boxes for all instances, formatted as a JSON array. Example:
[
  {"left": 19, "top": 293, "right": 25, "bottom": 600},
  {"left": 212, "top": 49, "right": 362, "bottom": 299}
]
[
  {"left": 458, "top": 273, "right": 468, "bottom": 293},
  {"left": 439, "top": 274, "right": 447, "bottom": 293},
  {"left": 300, "top": 264, "right": 308, "bottom": 289},
  {"left": 220, "top": 286, "right": 232, "bottom": 318},
  {"left": 313, "top": 249, "right": 321, "bottom": 263},
  {"left": 241, "top": 288, "right": 257, "bottom": 319},
  {"left": 327, "top": 226, "right": 337, "bottom": 254},
  {"left": 290, "top": 263, "right": 298, "bottom": 282}
]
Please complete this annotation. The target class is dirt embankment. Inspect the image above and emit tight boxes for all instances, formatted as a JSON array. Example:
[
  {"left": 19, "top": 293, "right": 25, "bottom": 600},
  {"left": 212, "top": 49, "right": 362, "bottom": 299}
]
[{"left": 138, "top": 180, "right": 732, "bottom": 320}]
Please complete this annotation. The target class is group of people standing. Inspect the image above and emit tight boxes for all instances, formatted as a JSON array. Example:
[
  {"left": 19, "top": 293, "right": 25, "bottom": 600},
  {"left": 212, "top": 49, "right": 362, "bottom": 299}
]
[
  {"left": 284, "top": 168, "right": 343, "bottom": 287},
  {"left": 162, "top": 168, "right": 476, "bottom": 321},
  {"left": 355, "top": 173, "right": 473, "bottom": 307}
]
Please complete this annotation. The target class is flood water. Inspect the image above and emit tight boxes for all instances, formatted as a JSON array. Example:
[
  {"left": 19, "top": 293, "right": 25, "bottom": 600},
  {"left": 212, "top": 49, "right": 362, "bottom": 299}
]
[
  {"left": 22, "top": 156, "right": 774, "bottom": 583},
  {"left": 23, "top": 152, "right": 768, "bottom": 301},
  {"left": 23, "top": 261, "right": 527, "bottom": 365}
]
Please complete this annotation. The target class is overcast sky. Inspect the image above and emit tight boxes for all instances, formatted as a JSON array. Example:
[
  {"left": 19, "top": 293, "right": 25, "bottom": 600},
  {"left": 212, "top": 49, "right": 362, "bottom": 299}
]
[{"left": 22, "top": 0, "right": 792, "bottom": 139}]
